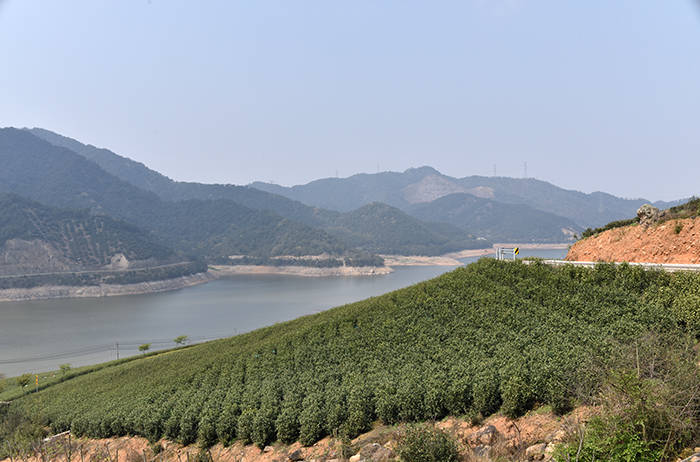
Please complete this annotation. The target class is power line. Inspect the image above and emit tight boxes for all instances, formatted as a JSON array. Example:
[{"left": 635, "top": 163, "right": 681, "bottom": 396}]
[{"left": 0, "top": 332, "right": 236, "bottom": 365}]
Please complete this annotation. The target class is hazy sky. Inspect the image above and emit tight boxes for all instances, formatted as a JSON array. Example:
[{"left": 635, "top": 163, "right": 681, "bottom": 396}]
[{"left": 1, "top": 1, "right": 699, "bottom": 200}]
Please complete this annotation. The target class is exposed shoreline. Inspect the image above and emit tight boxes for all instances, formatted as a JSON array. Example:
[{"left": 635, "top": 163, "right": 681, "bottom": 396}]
[
  {"left": 209, "top": 265, "right": 393, "bottom": 277},
  {"left": 0, "top": 244, "right": 572, "bottom": 301},
  {"left": 0, "top": 272, "right": 211, "bottom": 302}
]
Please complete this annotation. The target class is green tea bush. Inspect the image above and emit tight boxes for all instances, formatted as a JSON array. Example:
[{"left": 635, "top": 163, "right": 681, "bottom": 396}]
[
  {"left": 236, "top": 409, "right": 255, "bottom": 444},
  {"left": 299, "top": 394, "right": 325, "bottom": 446},
  {"left": 396, "top": 424, "right": 459, "bottom": 462}
]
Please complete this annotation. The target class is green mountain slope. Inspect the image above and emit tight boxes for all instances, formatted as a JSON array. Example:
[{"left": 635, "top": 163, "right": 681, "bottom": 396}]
[
  {"left": 251, "top": 167, "right": 681, "bottom": 230},
  {"left": 0, "top": 193, "right": 174, "bottom": 275},
  {"left": 0, "top": 128, "right": 346, "bottom": 258},
  {"left": 28, "top": 128, "right": 335, "bottom": 228},
  {"left": 26, "top": 128, "right": 491, "bottom": 255},
  {"left": 324, "top": 202, "right": 487, "bottom": 255},
  {"left": 408, "top": 193, "right": 578, "bottom": 243},
  {"left": 13, "top": 260, "right": 698, "bottom": 448}
]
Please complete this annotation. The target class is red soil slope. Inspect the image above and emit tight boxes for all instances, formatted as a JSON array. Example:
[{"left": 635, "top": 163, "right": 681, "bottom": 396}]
[{"left": 566, "top": 217, "right": 700, "bottom": 264}]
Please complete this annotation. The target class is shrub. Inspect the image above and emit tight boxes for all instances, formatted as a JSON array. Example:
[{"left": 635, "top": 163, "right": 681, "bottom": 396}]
[
  {"left": 252, "top": 406, "right": 277, "bottom": 449},
  {"left": 472, "top": 369, "right": 501, "bottom": 417},
  {"left": 275, "top": 404, "right": 300, "bottom": 444},
  {"left": 674, "top": 221, "right": 683, "bottom": 234},
  {"left": 556, "top": 333, "right": 700, "bottom": 461},
  {"left": 397, "top": 424, "right": 459, "bottom": 462},
  {"left": 215, "top": 398, "right": 240, "bottom": 445},
  {"left": 299, "top": 394, "right": 325, "bottom": 446},
  {"left": 236, "top": 409, "right": 256, "bottom": 444},
  {"left": 343, "top": 385, "right": 374, "bottom": 438},
  {"left": 149, "top": 442, "right": 163, "bottom": 455}
]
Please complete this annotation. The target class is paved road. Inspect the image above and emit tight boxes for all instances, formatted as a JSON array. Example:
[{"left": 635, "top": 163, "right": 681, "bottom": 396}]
[{"left": 538, "top": 260, "right": 700, "bottom": 272}]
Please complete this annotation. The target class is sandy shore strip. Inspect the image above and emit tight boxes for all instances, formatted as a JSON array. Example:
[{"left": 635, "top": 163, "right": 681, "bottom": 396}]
[
  {"left": 383, "top": 248, "right": 495, "bottom": 266},
  {"left": 210, "top": 265, "right": 393, "bottom": 277},
  {"left": 0, "top": 272, "right": 211, "bottom": 302}
]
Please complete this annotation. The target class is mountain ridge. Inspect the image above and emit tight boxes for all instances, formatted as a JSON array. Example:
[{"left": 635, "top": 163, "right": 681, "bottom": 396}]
[
  {"left": 25, "top": 128, "right": 490, "bottom": 255},
  {"left": 250, "top": 167, "right": 681, "bottom": 229}
]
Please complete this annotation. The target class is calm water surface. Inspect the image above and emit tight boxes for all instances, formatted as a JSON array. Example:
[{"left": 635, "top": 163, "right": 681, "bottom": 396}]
[{"left": 0, "top": 249, "right": 566, "bottom": 375}]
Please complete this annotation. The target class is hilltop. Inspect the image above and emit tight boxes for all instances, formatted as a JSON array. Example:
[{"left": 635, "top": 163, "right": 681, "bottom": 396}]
[{"left": 567, "top": 199, "right": 700, "bottom": 264}]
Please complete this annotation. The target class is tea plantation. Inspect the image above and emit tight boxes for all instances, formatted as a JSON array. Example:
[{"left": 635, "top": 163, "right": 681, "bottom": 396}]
[{"left": 11, "top": 259, "right": 700, "bottom": 449}]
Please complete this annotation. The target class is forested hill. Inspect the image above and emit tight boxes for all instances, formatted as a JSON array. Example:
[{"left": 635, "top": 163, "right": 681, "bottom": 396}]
[
  {"left": 21, "top": 128, "right": 491, "bottom": 255},
  {"left": 28, "top": 127, "right": 335, "bottom": 229},
  {"left": 0, "top": 193, "right": 174, "bottom": 275},
  {"left": 12, "top": 260, "right": 700, "bottom": 459},
  {"left": 0, "top": 128, "right": 348, "bottom": 259},
  {"left": 407, "top": 193, "right": 578, "bottom": 243},
  {"left": 324, "top": 202, "right": 486, "bottom": 255}
]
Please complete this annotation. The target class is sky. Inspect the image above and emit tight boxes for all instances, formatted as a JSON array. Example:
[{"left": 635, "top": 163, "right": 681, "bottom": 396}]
[{"left": 1, "top": 1, "right": 699, "bottom": 201}]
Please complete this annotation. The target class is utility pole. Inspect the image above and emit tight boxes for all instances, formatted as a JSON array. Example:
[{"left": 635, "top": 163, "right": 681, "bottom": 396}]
[
  {"left": 115, "top": 342, "right": 119, "bottom": 360},
  {"left": 493, "top": 164, "right": 497, "bottom": 177},
  {"left": 523, "top": 161, "right": 528, "bottom": 178}
]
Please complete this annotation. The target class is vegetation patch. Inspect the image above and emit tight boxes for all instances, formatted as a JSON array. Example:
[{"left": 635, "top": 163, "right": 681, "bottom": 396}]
[
  {"left": 396, "top": 424, "right": 460, "bottom": 462},
  {"left": 4, "top": 260, "right": 700, "bottom": 460},
  {"left": 580, "top": 217, "right": 639, "bottom": 239}
]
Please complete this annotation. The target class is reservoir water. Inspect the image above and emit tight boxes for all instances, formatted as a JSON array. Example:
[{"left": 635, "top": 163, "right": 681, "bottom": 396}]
[{"left": 0, "top": 249, "right": 566, "bottom": 376}]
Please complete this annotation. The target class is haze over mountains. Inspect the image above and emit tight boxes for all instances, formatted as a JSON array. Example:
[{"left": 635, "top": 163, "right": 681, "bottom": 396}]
[
  {"left": 0, "top": 126, "right": 684, "bottom": 276},
  {"left": 251, "top": 167, "right": 679, "bottom": 231}
]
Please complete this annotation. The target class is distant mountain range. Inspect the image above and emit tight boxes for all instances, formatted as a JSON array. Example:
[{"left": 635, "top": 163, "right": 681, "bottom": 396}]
[
  {"left": 251, "top": 166, "right": 682, "bottom": 233},
  {"left": 0, "top": 128, "right": 483, "bottom": 263},
  {"left": 0, "top": 127, "right": 684, "bottom": 271}
]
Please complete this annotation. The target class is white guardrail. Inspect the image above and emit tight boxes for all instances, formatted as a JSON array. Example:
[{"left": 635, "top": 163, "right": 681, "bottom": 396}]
[{"left": 531, "top": 260, "right": 700, "bottom": 272}]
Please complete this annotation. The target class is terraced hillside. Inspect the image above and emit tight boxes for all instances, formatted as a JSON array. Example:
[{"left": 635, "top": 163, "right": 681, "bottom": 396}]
[{"left": 9, "top": 259, "right": 700, "bottom": 457}]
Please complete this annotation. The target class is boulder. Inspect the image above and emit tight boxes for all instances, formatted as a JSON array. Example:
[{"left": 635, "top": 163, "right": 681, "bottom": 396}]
[
  {"left": 546, "top": 428, "right": 568, "bottom": 444},
  {"left": 680, "top": 452, "right": 700, "bottom": 462},
  {"left": 467, "top": 425, "right": 500, "bottom": 446},
  {"left": 472, "top": 445, "right": 491, "bottom": 457},
  {"left": 288, "top": 449, "right": 304, "bottom": 461},
  {"left": 525, "top": 443, "right": 552, "bottom": 461},
  {"left": 637, "top": 204, "right": 661, "bottom": 226},
  {"left": 349, "top": 454, "right": 363, "bottom": 462},
  {"left": 263, "top": 446, "right": 274, "bottom": 453}
]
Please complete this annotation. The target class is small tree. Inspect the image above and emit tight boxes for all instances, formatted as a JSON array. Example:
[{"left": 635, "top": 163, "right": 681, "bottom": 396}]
[
  {"left": 59, "top": 364, "right": 71, "bottom": 376},
  {"left": 138, "top": 343, "right": 151, "bottom": 355},
  {"left": 173, "top": 335, "right": 188, "bottom": 346},
  {"left": 0, "top": 373, "right": 6, "bottom": 394}
]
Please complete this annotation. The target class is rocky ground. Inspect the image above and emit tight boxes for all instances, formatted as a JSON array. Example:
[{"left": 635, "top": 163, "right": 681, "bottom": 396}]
[
  {"left": 567, "top": 216, "right": 700, "bottom": 264},
  {"left": 2, "top": 407, "right": 602, "bottom": 462}
]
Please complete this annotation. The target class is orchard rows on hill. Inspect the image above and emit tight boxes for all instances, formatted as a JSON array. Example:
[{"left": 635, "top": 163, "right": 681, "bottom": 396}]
[{"left": 16, "top": 260, "right": 700, "bottom": 448}]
